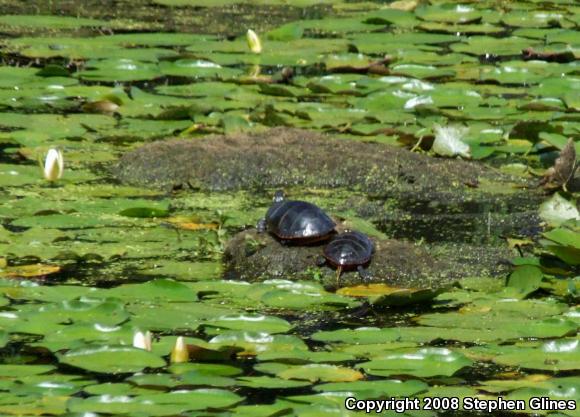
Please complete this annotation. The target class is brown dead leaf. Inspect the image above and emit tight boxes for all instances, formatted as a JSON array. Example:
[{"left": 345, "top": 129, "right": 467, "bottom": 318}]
[
  {"left": 506, "top": 237, "right": 534, "bottom": 250},
  {"left": 522, "top": 47, "right": 576, "bottom": 63},
  {"left": 337, "top": 283, "right": 416, "bottom": 297},
  {"left": 541, "top": 138, "right": 577, "bottom": 190},
  {"left": 186, "top": 342, "right": 242, "bottom": 361},
  {"left": 166, "top": 216, "right": 218, "bottom": 231},
  {"left": 329, "top": 56, "right": 392, "bottom": 75},
  {"left": 177, "top": 222, "right": 219, "bottom": 231},
  {"left": 389, "top": 0, "right": 419, "bottom": 11},
  {"left": 2, "top": 264, "right": 61, "bottom": 278}
]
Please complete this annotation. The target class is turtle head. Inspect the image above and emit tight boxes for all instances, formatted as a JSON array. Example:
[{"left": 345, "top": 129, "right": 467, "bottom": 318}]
[{"left": 273, "top": 190, "right": 285, "bottom": 203}]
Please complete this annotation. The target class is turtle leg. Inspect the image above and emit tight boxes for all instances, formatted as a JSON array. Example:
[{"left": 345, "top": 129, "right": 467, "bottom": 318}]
[
  {"left": 335, "top": 266, "right": 343, "bottom": 288},
  {"left": 315, "top": 256, "right": 326, "bottom": 267},
  {"left": 357, "top": 265, "right": 372, "bottom": 284},
  {"left": 273, "top": 190, "right": 285, "bottom": 203},
  {"left": 256, "top": 218, "right": 266, "bottom": 233}
]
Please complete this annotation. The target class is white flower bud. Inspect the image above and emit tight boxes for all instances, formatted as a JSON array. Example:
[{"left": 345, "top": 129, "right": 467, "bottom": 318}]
[
  {"left": 133, "top": 330, "right": 152, "bottom": 351},
  {"left": 43, "top": 148, "right": 64, "bottom": 182},
  {"left": 246, "top": 29, "right": 262, "bottom": 54},
  {"left": 170, "top": 336, "right": 189, "bottom": 363}
]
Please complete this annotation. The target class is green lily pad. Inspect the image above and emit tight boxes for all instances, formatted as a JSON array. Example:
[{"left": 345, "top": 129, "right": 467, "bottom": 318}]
[
  {"left": 208, "top": 331, "right": 308, "bottom": 355},
  {"left": 0, "top": 364, "right": 55, "bottom": 377},
  {"left": 493, "top": 339, "right": 580, "bottom": 371},
  {"left": 416, "top": 3, "right": 483, "bottom": 23},
  {"left": 205, "top": 313, "right": 292, "bottom": 333},
  {"left": 237, "top": 375, "right": 311, "bottom": 389},
  {"left": 277, "top": 364, "right": 363, "bottom": 383},
  {"left": 68, "top": 389, "right": 243, "bottom": 414},
  {"left": 507, "top": 265, "right": 544, "bottom": 297},
  {"left": 58, "top": 345, "right": 166, "bottom": 373},
  {"left": 0, "top": 14, "right": 109, "bottom": 29},
  {"left": 314, "top": 379, "right": 428, "bottom": 397},
  {"left": 359, "top": 348, "right": 473, "bottom": 377},
  {"left": 77, "top": 59, "right": 162, "bottom": 82},
  {"left": 451, "top": 36, "right": 539, "bottom": 56}
]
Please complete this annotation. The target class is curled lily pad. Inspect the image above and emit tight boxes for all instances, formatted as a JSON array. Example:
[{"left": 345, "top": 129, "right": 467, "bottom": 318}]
[
  {"left": 431, "top": 124, "right": 471, "bottom": 158},
  {"left": 539, "top": 193, "right": 579, "bottom": 227},
  {"left": 506, "top": 265, "right": 544, "bottom": 297}
]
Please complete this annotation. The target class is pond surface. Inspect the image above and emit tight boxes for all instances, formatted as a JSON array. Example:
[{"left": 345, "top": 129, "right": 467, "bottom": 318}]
[{"left": 0, "top": 0, "right": 579, "bottom": 416}]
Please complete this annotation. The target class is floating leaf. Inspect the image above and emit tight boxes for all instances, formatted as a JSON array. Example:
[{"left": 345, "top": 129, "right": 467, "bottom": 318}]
[
  {"left": 337, "top": 284, "right": 443, "bottom": 306},
  {"left": 278, "top": 364, "right": 363, "bottom": 383},
  {"left": 493, "top": 339, "right": 580, "bottom": 371},
  {"left": 68, "top": 389, "right": 242, "bottom": 414},
  {"left": 359, "top": 348, "right": 472, "bottom": 377},
  {"left": 506, "top": 265, "right": 544, "bottom": 297},
  {"left": 315, "top": 379, "right": 428, "bottom": 398},
  {"left": 1, "top": 264, "right": 60, "bottom": 278},
  {"left": 0, "top": 14, "right": 109, "bottom": 29},
  {"left": 58, "top": 345, "right": 166, "bottom": 373},
  {"left": 119, "top": 207, "right": 170, "bottom": 218}
]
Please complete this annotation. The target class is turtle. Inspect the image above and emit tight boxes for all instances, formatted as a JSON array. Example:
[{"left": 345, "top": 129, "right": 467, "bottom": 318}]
[
  {"left": 257, "top": 190, "right": 336, "bottom": 244},
  {"left": 320, "top": 230, "right": 374, "bottom": 285}
]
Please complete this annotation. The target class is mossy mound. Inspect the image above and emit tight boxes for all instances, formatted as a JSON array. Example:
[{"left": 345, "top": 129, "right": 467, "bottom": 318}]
[
  {"left": 114, "top": 128, "right": 524, "bottom": 198},
  {"left": 115, "top": 127, "right": 541, "bottom": 287},
  {"left": 224, "top": 228, "right": 512, "bottom": 290}
]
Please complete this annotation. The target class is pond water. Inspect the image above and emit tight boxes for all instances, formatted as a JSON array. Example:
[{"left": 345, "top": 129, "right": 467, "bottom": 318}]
[{"left": 0, "top": 0, "right": 579, "bottom": 416}]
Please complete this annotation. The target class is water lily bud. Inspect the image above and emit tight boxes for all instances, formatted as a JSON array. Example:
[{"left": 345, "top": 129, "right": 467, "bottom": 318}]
[
  {"left": 43, "top": 148, "right": 64, "bottom": 182},
  {"left": 246, "top": 29, "right": 262, "bottom": 54},
  {"left": 133, "top": 330, "right": 152, "bottom": 351},
  {"left": 170, "top": 336, "right": 189, "bottom": 363}
]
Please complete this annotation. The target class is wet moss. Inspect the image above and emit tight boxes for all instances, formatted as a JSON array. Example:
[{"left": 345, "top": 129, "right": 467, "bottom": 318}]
[{"left": 114, "top": 128, "right": 526, "bottom": 194}]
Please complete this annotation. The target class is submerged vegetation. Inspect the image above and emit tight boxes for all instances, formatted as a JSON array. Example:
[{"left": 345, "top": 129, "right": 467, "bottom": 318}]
[{"left": 0, "top": 0, "right": 578, "bottom": 415}]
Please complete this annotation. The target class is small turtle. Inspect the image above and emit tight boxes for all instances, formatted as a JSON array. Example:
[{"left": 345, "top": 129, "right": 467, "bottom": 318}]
[
  {"left": 320, "top": 231, "right": 374, "bottom": 285},
  {"left": 257, "top": 190, "right": 336, "bottom": 244}
]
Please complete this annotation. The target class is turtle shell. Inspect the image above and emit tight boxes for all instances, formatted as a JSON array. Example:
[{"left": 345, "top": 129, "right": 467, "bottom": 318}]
[
  {"left": 266, "top": 200, "right": 335, "bottom": 242},
  {"left": 323, "top": 231, "right": 373, "bottom": 268}
]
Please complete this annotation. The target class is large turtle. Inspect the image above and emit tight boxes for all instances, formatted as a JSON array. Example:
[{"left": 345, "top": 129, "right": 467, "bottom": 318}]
[{"left": 257, "top": 190, "right": 336, "bottom": 244}]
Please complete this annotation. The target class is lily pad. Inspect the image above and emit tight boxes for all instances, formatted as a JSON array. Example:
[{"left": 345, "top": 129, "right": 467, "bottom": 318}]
[
  {"left": 359, "top": 348, "right": 473, "bottom": 377},
  {"left": 58, "top": 345, "right": 166, "bottom": 373}
]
